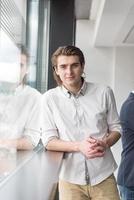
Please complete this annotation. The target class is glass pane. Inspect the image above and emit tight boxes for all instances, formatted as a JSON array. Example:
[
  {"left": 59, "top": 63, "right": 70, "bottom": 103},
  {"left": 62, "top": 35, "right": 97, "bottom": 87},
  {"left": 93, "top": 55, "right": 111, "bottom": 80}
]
[
  {"left": 0, "top": 30, "right": 20, "bottom": 94},
  {"left": 26, "top": 0, "right": 39, "bottom": 88}
]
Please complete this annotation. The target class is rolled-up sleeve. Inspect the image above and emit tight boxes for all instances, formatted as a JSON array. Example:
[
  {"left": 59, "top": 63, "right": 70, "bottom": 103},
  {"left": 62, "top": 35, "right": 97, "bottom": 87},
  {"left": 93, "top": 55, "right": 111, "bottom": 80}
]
[
  {"left": 42, "top": 94, "right": 59, "bottom": 147},
  {"left": 105, "top": 87, "right": 121, "bottom": 133}
]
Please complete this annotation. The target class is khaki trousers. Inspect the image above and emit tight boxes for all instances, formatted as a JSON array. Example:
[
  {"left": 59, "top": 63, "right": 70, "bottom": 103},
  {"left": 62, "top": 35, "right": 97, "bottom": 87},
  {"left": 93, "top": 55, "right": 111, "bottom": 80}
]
[{"left": 59, "top": 174, "right": 120, "bottom": 200}]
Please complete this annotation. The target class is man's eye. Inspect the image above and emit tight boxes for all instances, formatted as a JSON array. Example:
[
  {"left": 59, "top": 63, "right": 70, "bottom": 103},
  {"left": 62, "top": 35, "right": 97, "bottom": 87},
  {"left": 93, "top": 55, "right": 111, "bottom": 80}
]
[
  {"left": 20, "top": 64, "right": 24, "bottom": 68},
  {"left": 20, "top": 63, "right": 26, "bottom": 68},
  {"left": 60, "top": 65, "right": 66, "bottom": 69},
  {"left": 72, "top": 64, "right": 79, "bottom": 67}
]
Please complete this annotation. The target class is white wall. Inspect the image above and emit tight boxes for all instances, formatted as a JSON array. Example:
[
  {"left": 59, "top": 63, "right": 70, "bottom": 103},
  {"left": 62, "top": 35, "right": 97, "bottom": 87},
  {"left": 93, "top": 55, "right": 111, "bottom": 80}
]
[
  {"left": 75, "top": 19, "right": 134, "bottom": 176},
  {"left": 75, "top": 20, "right": 114, "bottom": 87},
  {"left": 114, "top": 47, "right": 134, "bottom": 111}
]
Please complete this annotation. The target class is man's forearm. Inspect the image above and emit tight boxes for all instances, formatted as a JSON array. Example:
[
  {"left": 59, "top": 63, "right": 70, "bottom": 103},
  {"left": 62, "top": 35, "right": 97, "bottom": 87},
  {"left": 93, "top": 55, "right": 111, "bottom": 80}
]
[
  {"left": 46, "top": 138, "right": 106, "bottom": 159},
  {"left": 0, "top": 138, "right": 33, "bottom": 150},
  {"left": 16, "top": 138, "right": 34, "bottom": 150},
  {"left": 46, "top": 138, "right": 80, "bottom": 152},
  {"left": 104, "top": 131, "right": 121, "bottom": 148}
]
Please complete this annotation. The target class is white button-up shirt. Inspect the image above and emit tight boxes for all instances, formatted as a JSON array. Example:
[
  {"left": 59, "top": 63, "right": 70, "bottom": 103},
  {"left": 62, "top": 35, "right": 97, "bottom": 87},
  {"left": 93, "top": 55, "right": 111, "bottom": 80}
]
[
  {"left": 0, "top": 85, "right": 41, "bottom": 147},
  {"left": 42, "top": 81, "right": 121, "bottom": 185}
]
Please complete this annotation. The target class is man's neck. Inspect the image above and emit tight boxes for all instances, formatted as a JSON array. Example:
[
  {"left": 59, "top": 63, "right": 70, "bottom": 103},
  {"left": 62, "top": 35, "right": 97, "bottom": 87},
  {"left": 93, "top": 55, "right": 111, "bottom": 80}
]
[{"left": 63, "top": 80, "right": 83, "bottom": 95}]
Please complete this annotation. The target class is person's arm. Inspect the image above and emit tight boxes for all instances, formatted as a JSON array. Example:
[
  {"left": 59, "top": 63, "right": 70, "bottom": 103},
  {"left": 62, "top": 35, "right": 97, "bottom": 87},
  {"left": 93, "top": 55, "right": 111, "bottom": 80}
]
[
  {"left": 46, "top": 138, "right": 79, "bottom": 152},
  {"left": 24, "top": 92, "right": 42, "bottom": 148},
  {"left": 0, "top": 137, "right": 34, "bottom": 150},
  {"left": 103, "top": 131, "right": 121, "bottom": 147},
  {"left": 93, "top": 131, "right": 121, "bottom": 152},
  {"left": 46, "top": 137, "right": 105, "bottom": 159},
  {"left": 100, "top": 86, "right": 121, "bottom": 149}
]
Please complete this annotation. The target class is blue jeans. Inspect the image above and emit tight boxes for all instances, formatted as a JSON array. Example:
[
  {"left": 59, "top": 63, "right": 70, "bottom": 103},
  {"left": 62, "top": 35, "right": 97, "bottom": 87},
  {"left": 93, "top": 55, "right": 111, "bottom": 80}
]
[{"left": 119, "top": 185, "right": 134, "bottom": 200}]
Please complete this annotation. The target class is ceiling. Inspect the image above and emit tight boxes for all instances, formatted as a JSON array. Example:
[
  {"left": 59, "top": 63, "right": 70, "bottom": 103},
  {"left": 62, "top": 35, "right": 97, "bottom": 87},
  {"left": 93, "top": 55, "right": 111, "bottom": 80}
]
[
  {"left": 75, "top": 0, "right": 134, "bottom": 46},
  {"left": 74, "top": 0, "right": 92, "bottom": 19}
]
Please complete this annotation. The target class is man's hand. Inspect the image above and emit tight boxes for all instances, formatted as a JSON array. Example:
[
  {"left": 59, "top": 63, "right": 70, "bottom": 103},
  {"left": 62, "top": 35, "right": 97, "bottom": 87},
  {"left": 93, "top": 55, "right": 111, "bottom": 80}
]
[{"left": 79, "top": 137, "right": 106, "bottom": 159}]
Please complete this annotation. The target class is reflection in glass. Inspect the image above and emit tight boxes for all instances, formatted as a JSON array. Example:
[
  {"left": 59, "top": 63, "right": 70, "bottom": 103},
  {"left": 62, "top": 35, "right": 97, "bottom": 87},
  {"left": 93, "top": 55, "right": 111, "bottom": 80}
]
[
  {"left": 0, "top": 32, "right": 41, "bottom": 151},
  {"left": 0, "top": 30, "right": 20, "bottom": 94}
]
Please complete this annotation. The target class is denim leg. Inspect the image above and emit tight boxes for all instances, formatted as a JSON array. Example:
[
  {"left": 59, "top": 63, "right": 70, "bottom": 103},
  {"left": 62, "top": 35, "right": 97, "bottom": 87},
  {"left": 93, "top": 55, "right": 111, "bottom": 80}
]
[{"left": 119, "top": 185, "right": 134, "bottom": 200}]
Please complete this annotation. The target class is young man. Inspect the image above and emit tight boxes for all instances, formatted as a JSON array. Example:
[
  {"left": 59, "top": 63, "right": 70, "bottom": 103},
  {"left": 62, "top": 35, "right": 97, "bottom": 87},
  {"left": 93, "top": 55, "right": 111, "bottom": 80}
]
[
  {"left": 42, "top": 46, "right": 121, "bottom": 200},
  {"left": 117, "top": 92, "right": 134, "bottom": 199},
  {"left": 0, "top": 46, "right": 41, "bottom": 150}
]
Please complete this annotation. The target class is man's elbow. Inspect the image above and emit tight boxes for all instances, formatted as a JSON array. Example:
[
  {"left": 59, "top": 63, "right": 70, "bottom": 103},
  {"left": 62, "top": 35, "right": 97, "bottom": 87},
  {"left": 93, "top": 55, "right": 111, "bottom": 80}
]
[{"left": 45, "top": 138, "right": 58, "bottom": 151}]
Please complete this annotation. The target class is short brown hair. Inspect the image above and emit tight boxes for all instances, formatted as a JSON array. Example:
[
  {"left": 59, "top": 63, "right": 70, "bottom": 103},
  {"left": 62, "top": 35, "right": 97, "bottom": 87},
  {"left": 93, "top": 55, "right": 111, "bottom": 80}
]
[
  {"left": 20, "top": 45, "right": 29, "bottom": 85},
  {"left": 51, "top": 45, "right": 85, "bottom": 85},
  {"left": 20, "top": 45, "right": 29, "bottom": 59}
]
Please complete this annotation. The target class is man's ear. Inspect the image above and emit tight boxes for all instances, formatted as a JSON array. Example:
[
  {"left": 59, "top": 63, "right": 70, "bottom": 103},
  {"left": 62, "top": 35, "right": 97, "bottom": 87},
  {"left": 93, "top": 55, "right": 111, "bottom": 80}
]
[
  {"left": 54, "top": 67, "right": 59, "bottom": 75},
  {"left": 81, "top": 63, "right": 85, "bottom": 72},
  {"left": 25, "top": 70, "right": 29, "bottom": 74}
]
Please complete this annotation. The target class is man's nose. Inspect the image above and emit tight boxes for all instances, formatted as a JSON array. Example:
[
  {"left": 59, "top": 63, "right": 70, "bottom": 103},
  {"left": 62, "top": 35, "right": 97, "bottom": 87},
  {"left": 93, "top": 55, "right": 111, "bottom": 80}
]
[{"left": 66, "top": 66, "right": 72, "bottom": 74}]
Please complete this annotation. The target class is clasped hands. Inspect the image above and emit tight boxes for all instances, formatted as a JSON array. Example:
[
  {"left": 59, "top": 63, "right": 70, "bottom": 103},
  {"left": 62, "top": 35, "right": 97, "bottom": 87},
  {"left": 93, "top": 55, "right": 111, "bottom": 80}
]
[{"left": 79, "top": 137, "right": 108, "bottom": 159}]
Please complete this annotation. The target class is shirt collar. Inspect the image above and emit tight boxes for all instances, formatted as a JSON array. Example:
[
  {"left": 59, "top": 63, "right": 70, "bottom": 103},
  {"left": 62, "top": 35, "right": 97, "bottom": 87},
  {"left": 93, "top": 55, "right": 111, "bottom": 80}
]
[{"left": 61, "top": 80, "right": 87, "bottom": 98}]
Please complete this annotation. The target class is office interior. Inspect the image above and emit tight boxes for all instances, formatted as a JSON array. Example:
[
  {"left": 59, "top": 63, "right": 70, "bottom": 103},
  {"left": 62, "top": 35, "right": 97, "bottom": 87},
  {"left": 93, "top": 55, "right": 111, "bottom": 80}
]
[{"left": 0, "top": 0, "right": 134, "bottom": 199}]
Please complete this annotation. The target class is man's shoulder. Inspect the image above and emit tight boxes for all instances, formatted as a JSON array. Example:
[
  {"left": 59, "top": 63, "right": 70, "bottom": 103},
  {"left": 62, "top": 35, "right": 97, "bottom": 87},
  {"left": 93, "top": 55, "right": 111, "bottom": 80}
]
[
  {"left": 25, "top": 85, "right": 41, "bottom": 97},
  {"left": 42, "top": 87, "right": 59, "bottom": 99},
  {"left": 86, "top": 81, "right": 110, "bottom": 93}
]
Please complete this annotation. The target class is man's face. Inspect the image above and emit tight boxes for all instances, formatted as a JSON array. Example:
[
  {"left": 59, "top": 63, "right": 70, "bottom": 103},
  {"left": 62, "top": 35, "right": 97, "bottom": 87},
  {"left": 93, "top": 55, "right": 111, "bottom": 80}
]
[
  {"left": 19, "top": 54, "right": 28, "bottom": 84},
  {"left": 55, "top": 55, "right": 84, "bottom": 89}
]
